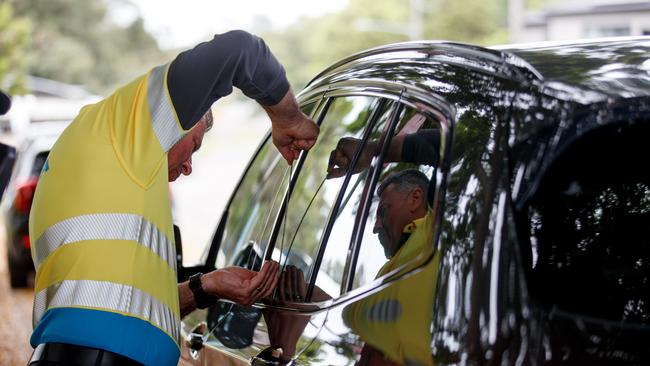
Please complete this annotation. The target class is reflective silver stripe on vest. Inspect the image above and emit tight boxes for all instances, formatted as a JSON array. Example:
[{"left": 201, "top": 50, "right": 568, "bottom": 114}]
[
  {"left": 34, "top": 213, "right": 176, "bottom": 272},
  {"left": 33, "top": 280, "right": 181, "bottom": 344},
  {"left": 147, "top": 64, "right": 183, "bottom": 151}
]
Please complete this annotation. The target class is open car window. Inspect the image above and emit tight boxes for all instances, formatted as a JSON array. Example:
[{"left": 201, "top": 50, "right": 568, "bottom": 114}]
[
  {"left": 213, "top": 103, "right": 317, "bottom": 270},
  {"left": 271, "top": 97, "right": 445, "bottom": 305},
  {"left": 269, "top": 96, "right": 382, "bottom": 302}
]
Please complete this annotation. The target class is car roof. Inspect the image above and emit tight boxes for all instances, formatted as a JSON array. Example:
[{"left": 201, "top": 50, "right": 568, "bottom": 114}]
[
  {"left": 495, "top": 36, "right": 650, "bottom": 103},
  {"left": 305, "top": 36, "right": 650, "bottom": 105},
  {"left": 303, "top": 37, "right": 650, "bottom": 209}
]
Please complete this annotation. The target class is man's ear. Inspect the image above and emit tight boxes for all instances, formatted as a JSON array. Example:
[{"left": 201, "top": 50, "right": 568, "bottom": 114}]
[{"left": 408, "top": 187, "right": 424, "bottom": 211}]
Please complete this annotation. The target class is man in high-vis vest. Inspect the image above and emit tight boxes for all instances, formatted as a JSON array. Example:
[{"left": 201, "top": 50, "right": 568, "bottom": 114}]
[
  {"left": 343, "top": 169, "right": 440, "bottom": 366},
  {"left": 28, "top": 30, "right": 319, "bottom": 366}
]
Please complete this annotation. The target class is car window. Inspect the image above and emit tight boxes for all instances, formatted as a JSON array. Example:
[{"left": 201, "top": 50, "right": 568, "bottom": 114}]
[
  {"left": 32, "top": 152, "right": 49, "bottom": 176},
  {"left": 307, "top": 99, "right": 398, "bottom": 298},
  {"left": 346, "top": 107, "right": 441, "bottom": 290},
  {"left": 214, "top": 103, "right": 317, "bottom": 270},
  {"left": 270, "top": 96, "right": 382, "bottom": 301},
  {"left": 525, "top": 121, "right": 650, "bottom": 324}
]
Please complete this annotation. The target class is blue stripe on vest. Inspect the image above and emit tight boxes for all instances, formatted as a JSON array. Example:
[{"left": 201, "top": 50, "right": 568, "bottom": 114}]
[{"left": 31, "top": 307, "right": 180, "bottom": 366}]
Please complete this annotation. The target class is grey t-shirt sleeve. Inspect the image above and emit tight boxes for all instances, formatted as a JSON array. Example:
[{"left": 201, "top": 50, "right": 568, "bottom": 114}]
[
  {"left": 401, "top": 129, "right": 441, "bottom": 167},
  {"left": 167, "top": 30, "right": 290, "bottom": 130}
]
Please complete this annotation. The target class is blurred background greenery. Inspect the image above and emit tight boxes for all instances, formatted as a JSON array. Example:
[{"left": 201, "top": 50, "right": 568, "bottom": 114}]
[{"left": 0, "top": 0, "right": 560, "bottom": 96}]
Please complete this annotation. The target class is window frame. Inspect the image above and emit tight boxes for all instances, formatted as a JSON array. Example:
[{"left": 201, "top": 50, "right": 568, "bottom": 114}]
[
  {"left": 205, "top": 80, "right": 454, "bottom": 312},
  {"left": 289, "top": 83, "right": 454, "bottom": 309}
]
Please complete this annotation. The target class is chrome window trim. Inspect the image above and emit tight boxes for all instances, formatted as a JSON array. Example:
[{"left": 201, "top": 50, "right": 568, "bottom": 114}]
[
  {"left": 305, "top": 97, "right": 388, "bottom": 300},
  {"left": 201, "top": 81, "right": 455, "bottom": 313},
  {"left": 251, "top": 81, "right": 455, "bottom": 311}
]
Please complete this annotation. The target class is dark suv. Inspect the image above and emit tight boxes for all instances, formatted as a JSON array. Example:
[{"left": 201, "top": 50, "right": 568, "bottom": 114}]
[{"left": 179, "top": 37, "right": 650, "bottom": 365}]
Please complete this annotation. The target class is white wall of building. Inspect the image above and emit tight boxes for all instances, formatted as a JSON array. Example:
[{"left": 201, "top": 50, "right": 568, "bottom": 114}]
[
  {"left": 547, "top": 12, "right": 650, "bottom": 40},
  {"left": 520, "top": 1, "right": 650, "bottom": 43}
]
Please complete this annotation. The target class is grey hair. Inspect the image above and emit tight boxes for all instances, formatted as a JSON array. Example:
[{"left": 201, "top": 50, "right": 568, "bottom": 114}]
[{"left": 376, "top": 169, "right": 429, "bottom": 197}]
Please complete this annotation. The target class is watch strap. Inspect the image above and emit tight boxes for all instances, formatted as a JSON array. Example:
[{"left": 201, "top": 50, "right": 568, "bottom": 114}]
[{"left": 188, "top": 272, "right": 219, "bottom": 309}]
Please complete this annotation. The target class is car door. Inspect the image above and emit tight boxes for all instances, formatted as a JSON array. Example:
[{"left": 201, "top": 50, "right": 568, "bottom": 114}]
[
  {"left": 299, "top": 93, "right": 451, "bottom": 365},
  {"left": 179, "top": 93, "right": 391, "bottom": 365},
  {"left": 0, "top": 142, "right": 17, "bottom": 200},
  {"left": 178, "top": 96, "right": 321, "bottom": 365}
]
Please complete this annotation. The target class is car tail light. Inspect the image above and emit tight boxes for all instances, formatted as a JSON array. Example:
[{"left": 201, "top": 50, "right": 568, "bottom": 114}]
[
  {"left": 13, "top": 177, "right": 39, "bottom": 215},
  {"left": 22, "top": 234, "right": 30, "bottom": 249}
]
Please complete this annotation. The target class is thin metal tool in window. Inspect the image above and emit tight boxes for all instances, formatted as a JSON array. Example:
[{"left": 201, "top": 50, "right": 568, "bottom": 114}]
[
  {"left": 206, "top": 162, "right": 293, "bottom": 341},
  {"left": 243, "top": 163, "right": 292, "bottom": 271},
  {"left": 280, "top": 174, "right": 328, "bottom": 274},
  {"left": 272, "top": 163, "right": 293, "bottom": 300}
]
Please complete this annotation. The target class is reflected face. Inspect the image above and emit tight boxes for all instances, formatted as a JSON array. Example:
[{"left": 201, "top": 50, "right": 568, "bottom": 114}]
[
  {"left": 373, "top": 184, "right": 412, "bottom": 258},
  {"left": 167, "top": 119, "right": 206, "bottom": 182}
]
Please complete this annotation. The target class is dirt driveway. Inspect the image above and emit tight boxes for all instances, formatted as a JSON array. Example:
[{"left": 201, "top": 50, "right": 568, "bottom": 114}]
[{"left": 0, "top": 225, "right": 34, "bottom": 366}]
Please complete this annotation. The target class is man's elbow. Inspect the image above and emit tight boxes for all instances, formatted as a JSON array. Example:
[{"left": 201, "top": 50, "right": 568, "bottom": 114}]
[{"left": 212, "top": 30, "right": 261, "bottom": 56}]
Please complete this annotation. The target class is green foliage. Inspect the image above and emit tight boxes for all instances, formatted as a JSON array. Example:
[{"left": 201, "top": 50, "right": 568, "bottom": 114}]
[
  {"left": 261, "top": 0, "right": 510, "bottom": 91},
  {"left": 12, "top": 0, "right": 165, "bottom": 94},
  {"left": 0, "top": 3, "right": 30, "bottom": 94}
]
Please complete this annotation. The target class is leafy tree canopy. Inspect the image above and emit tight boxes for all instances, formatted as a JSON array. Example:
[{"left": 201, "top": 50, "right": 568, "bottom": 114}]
[
  {"left": 260, "top": 0, "right": 511, "bottom": 90},
  {"left": 11, "top": 0, "right": 166, "bottom": 94},
  {"left": 0, "top": 3, "right": 30, "bottom": 94}
]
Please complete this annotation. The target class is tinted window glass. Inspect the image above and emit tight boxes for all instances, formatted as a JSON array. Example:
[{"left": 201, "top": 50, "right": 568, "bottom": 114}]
[
  {"left": 214, "top": 103, "right": 317, "bottom": 270},
  {"left": 32, "top": 152, "right": 49, "bottom": 176},
  {"left": 215, "top": 139, "right": 287, "bottom": 269},
  {"left": 312, "top": 100, "right": 396, "bottom": 296},
  {"left": 526, "top": 122, "right": 650, "bottom": 324},
  {"left": 349, "top": 108, "right": 440, "bottom": 289},
  {"left": 272, "top": 96, "right": 380, "bottom": 300}
]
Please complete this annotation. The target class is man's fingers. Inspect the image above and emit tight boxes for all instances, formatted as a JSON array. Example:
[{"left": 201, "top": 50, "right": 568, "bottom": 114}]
[
  {"left": 290, "top": 268, "right": 302, "bottom": 301},
  {"left": 280, "top": 148, "right": 295, "bottom": 165},
  {"left": 260, "top": 266, "right": 279, "bottom": 300},
  {"left": 278, "top": 271, "right": 287, "bottom": 302},
  {"left": 327, "top": 167, "right": 346, "bottom": 179},
  {"left": 246, "top": 262, "right": 278, "bottom": 305},
  {"left": 249, "top": 261, "right": 275, "bottom": 293},
  {"left": 294, "top": 138, "right": 315, "bottom": 150},
  {"left": 296, "top": 269, "right": 307, "bottom": 298}
]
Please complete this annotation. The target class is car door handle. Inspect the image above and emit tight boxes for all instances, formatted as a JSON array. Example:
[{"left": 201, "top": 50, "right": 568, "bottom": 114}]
[
  {"left": 250, "top": 346, "right": 284, "bottom": 366},
  {"left": 185, "top": 322, "right": 208, "bottom": 353}
]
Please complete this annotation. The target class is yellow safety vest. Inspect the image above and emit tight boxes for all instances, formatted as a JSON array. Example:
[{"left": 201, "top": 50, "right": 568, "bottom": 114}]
[
  {"left": 343, "top": 212, "right": 440, "bottom": 366},
  {"left": 29, "top": 63, "right": 187, "bottom": 365}
]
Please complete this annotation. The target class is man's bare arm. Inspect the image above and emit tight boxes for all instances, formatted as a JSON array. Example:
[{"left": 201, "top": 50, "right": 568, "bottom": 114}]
[{"left": 178, "top": 261, "right": 280, "bottom": 318}]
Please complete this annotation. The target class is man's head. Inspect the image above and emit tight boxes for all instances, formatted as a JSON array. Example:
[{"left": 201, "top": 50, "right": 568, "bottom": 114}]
[
  {"left": 374, "top": 169, "right": 429, "bottom": 258},
  {"left": 167, "top": 109, "right": 213, "bottom": 182}
]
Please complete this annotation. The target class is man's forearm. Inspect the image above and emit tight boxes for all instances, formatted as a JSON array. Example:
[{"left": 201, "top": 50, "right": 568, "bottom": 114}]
[
  {"left": 262, "top": 89, "right": 303, "bottom": 127},
  {"left": 178, "top": 281, "right": 197, "bottom": 318},
  {"left": 265, "top": 89, "right": 320, "bottom": 164}
]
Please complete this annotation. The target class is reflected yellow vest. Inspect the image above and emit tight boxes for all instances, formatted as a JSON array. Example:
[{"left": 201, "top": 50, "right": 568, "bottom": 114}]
[
  {"left": 30, "top": 64, "right": 187, "bottom": 347},
  {"left": 343, "top": 212, "right": 440, "bottom": 366}
]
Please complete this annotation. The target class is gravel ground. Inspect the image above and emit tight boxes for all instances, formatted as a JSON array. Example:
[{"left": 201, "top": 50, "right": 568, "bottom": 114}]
[{"left": 0, "top": 223, "right": 34, "bottom": 366}]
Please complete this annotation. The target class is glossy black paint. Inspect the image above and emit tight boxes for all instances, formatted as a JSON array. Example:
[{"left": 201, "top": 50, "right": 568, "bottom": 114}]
[{"left": 180, "top": 37, "right": 650, "bottom": 366}]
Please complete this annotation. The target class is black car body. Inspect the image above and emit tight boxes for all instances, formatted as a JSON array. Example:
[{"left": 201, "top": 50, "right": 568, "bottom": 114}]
[{"left": 179, "top": 37, "right": 650, "bottom": 365}]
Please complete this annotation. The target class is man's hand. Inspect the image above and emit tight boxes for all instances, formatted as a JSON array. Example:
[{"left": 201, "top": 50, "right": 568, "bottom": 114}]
[
  {"left": 263, "top": 90, "right": 319, "bottom": 164},
  {"left": 327, "top": 137, "right": 377, "bottom": 179},
  {"left": 277, "top": 265, "right": 307, "bottom": 303},
  {"left": 272, "top": 115, "right": 319, "bottom": 164},
  {"left": 202, "top": 261, "right": 280, "bottom": 307}
]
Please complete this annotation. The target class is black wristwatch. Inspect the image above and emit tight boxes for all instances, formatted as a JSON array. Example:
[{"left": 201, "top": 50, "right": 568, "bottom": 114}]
[{"left": 188, "top": 272, "right": 219, "bottom": 309}]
